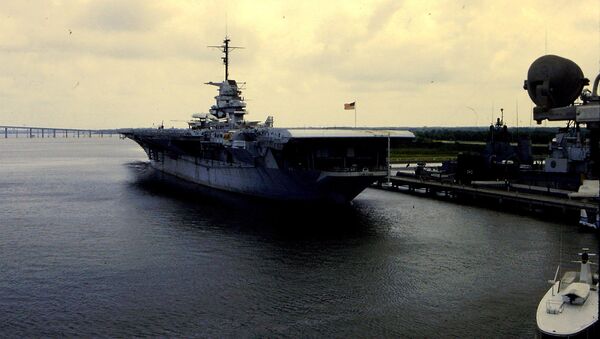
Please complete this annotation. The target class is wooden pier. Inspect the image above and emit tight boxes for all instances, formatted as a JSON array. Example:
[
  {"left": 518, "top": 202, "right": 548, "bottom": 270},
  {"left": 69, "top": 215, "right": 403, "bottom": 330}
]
[
  {"left": 0, "top": 125, "right": 118, "bottom": 138},
  {"left": 376, "top": 175, "right": 599, "bottom": 219}
]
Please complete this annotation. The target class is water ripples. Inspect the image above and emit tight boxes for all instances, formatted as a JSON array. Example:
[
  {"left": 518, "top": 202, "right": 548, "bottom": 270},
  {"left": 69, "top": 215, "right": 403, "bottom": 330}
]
[{"left": 1, "top": 139, "right": 597, "bottom": 337}]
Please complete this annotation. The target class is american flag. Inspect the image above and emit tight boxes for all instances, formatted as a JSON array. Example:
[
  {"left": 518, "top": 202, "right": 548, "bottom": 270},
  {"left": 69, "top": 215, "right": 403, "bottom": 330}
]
[{"left": 344, "top": 102, "right": 355, "bottom": 110}]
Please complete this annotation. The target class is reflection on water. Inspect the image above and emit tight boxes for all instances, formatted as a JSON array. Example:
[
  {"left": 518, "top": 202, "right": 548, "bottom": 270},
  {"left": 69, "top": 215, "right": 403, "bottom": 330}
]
[
  {"left": 126, "top": 161, "right": 381, "bottom": 240},
  {"left": 0, "top": 138, "right": 597, "bottom": 337}
]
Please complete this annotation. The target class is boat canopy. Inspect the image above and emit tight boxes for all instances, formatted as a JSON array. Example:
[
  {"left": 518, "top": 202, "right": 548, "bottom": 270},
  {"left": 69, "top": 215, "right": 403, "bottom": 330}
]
[{"left": 561, "top": 282, "right": 591, "bottom": 305}]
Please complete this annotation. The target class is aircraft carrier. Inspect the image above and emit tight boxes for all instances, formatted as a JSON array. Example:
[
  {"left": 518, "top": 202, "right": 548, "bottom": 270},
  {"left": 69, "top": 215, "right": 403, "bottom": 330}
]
[{"left": 120, "top": 37, "right": 414, "bottom": 203}]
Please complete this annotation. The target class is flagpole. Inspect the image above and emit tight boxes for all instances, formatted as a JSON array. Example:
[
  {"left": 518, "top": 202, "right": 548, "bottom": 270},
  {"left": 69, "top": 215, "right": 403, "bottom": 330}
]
[
  {"left": 387, "top": 132, "right": 391, "bottom": 184},
  {"left": 354, "top": 102, "right": 357, "bottom": 128}
]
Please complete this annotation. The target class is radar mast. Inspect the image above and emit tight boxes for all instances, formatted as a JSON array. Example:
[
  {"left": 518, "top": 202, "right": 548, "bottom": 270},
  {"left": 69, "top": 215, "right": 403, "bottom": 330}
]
[{"left": 208, "top": 36, "right": 243, "bottom": 80}]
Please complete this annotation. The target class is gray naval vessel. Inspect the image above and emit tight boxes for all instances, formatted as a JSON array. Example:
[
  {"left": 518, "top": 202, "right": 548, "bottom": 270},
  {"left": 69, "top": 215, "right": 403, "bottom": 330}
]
[{"left": 120, "top": 37, "right": 414, "bottom": 203}]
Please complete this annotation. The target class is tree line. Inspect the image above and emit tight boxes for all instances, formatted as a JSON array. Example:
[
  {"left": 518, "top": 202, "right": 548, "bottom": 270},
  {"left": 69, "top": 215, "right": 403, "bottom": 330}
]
[{"left": 408, "top": 127, "right": 574, "bottom": 144}]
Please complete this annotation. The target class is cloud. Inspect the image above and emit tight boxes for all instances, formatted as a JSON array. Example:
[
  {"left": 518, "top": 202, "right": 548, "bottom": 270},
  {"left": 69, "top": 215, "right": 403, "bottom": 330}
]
[
  {"left": 77, "top": 0, "right": 169, "bottom": 32},
  {"left": 0, "top": 0, "right": 597, "bottom": 128},
  {"left": 367, "top": 0, "right": 403, "bottom": 34}
]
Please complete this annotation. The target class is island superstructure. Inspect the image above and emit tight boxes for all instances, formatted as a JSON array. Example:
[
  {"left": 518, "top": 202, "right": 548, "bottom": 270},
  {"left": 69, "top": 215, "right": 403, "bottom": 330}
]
[{"left": 120, "top": 37, "right": 414, "bottom": 203}]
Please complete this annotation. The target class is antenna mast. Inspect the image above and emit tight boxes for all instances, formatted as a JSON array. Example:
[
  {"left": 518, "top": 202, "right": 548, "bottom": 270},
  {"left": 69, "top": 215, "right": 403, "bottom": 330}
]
[{"left": 208, "top": 37, "right": 243, "bottom": 81}]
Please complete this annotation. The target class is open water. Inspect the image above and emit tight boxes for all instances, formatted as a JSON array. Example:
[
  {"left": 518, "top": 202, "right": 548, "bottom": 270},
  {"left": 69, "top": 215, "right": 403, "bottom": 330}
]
[{"left": 0, "top": 138, "right": 597, "bottom": 337}]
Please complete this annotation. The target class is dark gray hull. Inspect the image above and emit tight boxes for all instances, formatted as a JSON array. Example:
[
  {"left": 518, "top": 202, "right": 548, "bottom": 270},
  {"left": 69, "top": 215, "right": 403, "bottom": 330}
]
[
  {"left": 150, "top": 153, "right": 384, "bottom": 203},
  {"left": 120, "top": 126, "right": 414, "bottom": 203}
]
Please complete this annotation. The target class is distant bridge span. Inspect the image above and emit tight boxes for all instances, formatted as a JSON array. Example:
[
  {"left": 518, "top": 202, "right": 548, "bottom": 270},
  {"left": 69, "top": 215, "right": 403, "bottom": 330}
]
[{"left": 0, "top": 125, "right": 119, "bottom": 138}]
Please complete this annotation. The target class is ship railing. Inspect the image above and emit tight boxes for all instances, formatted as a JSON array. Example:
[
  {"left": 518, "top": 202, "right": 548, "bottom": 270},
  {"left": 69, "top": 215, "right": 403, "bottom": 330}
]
[{"left": 317, "top": 166, "right": 387, "bottom": 173}]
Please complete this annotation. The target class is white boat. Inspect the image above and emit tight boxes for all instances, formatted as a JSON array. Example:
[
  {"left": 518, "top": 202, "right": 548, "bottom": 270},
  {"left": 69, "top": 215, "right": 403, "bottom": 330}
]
[{"left": 536, "top": 249, "right": 598, "bottom": 338}]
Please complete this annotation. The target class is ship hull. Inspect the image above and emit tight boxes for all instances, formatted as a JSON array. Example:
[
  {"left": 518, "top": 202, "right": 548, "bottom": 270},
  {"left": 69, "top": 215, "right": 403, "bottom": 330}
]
[
  {"left": 121, "top": 127, "right": 414, "bottom": 203},
  {"left": 149, "top": 153, "right": 383, "bottom": 203}
]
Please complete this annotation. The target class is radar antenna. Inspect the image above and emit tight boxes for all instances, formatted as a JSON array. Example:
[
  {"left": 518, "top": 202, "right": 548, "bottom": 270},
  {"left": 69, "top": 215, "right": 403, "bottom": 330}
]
[{"left": 208, "top": 36, "right": 244, "bottom": 80}]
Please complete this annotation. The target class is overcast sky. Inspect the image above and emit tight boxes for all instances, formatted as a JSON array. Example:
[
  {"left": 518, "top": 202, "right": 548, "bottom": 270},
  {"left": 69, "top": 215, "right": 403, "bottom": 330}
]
[{"left": 1, "top": 0, "right": 599, "bottom": 129}]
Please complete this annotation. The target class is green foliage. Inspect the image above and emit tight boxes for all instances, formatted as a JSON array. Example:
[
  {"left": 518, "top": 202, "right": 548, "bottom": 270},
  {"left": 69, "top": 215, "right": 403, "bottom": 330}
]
[
  {"left": 390, "top": 127, "right": 555, "bottom": 162},
  {"left": 391, "top": 141, "right": 482, "bottom": 162}
]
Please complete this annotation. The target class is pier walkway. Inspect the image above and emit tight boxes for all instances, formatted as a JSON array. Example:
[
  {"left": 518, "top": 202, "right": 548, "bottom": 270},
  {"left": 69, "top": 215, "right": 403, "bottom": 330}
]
[{"left": 376, "top": 175, "right": 599, "bottom": 218}]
